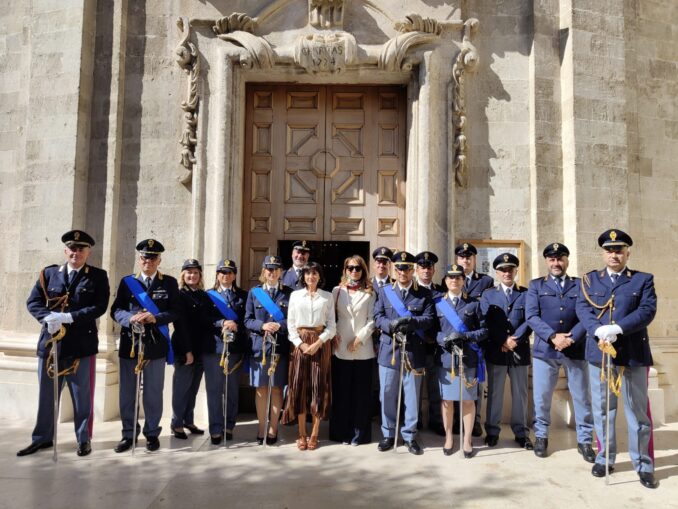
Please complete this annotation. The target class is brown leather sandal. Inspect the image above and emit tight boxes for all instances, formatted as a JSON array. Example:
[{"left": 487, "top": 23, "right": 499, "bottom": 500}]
[
  {"left": 297, "top": 436, "right": 308, "bottom": 451},
  {"left": 307, "top": 435, "right": 319, "bottom": 450}
]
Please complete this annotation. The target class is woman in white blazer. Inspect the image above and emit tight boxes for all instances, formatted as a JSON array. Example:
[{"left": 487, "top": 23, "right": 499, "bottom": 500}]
[{"left": 329, "top": 255, "right": 376, "bottom": 445}]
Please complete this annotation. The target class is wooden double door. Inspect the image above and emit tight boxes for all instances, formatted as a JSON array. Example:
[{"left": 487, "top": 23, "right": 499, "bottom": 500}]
[{"left": 242, "top": 84, "right": 407, "bottom": 287}]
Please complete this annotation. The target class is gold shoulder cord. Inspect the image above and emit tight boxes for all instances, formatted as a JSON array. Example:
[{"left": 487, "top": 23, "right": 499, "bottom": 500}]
[
  {"left": 581, "top": 274, "right": 623, "bottom": 396},
  {"left": 449, "top": 353, "right": 478, "bottom": 388}
]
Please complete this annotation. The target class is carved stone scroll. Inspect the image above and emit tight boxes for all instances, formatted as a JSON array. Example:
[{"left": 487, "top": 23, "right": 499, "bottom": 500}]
[
  {"left": 309, "top": 0, "right": 345, "bottom": 29},
  {"left": 294, "top": 32, "right": 357, "bottom": 74},
  {"left": 212, "top": 13, "right": 257, "bottom": 35},
  {"left": 451, "top": 18, "right": 479, "bottom": 187},
  {"left": 175, "top": 17, "right": 200, "bottom": 185},
  {"left": 218, "top": 31, "right": 275, "bottom": 69},
  {"left": 378, "top": 14, "right": 442, "bottom": 71}
]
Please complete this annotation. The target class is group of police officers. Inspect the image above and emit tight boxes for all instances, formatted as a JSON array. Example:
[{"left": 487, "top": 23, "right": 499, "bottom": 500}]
[{"left": 17, "top": 228, "right": 659, "bottom": 489}]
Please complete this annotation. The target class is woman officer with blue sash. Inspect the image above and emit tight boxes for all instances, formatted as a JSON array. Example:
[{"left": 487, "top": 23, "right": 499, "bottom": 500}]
[
  {"left": 435, "top": 264, "right": 487, "bottom": 458},
  {"left": 204, "top": 259, "right": 248, "bottom": 444},
  {"left": 245, "top": 255, "right": 291, "bottom": 445}
]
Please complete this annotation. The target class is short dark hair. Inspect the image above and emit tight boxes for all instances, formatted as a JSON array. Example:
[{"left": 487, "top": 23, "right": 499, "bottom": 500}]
[{"left": 300, "top": 261, "right": 325, "bottom": 290}]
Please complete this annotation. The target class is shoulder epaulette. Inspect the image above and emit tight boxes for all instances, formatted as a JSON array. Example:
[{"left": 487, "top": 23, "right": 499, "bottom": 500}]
[{"left": 158, "top": 271, "right": 164, "bottom": 280}]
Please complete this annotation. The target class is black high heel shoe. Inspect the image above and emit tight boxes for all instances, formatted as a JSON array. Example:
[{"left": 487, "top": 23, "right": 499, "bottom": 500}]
[
  {"left": 443, "top": 447, "right": 453, "bottom": 456},
  {"left": 463, "top": 447, "right": 475, "bottom": 459}
]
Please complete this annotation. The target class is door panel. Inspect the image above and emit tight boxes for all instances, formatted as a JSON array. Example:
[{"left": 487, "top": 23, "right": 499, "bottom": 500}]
[{"left": 242, "top": 84, "right": 406, "bottom": 288}]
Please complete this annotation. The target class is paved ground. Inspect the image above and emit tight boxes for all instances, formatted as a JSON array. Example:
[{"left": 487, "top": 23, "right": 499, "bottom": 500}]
[{"left": 2, "top": 416, "right": 677, "bottom": 509}]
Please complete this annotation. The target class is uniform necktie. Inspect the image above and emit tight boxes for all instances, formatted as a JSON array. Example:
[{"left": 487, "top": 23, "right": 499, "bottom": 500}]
[
  {"left": 555, "top": 276, "right": 563, "bottom": 289},
  {"left": 611, "top": 273, "right": 619, "bottom": 285},
  {"left": 505, "top": 287, "right": 512, "bottom": 301},
  {"left": 269, "top": 287, "right": 276, "bottom": 299},
  {"left": 401, "top": 289, "right": 407, "bottom": 301},
  {"left": 144, "top": 276, "right": 152, "bottom": 289},
  {"left": 379, "top": 280, "right": 384, "bottom": 287},
  {"left": 452, "top": 296, "right": 458, "bottom": 307}
]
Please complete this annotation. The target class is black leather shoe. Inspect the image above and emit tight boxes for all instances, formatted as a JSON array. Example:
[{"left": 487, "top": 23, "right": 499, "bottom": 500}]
[
  {"left": 577, "top": 443, "right": 596, "bottom": 463},
  {"left": 17, "top": 441, "right": 53, "bottom": 457},
  {"left": 76, "top": 441, "right": 92, "bottom": 457},
  {"left": 114, "top": 438, "right": 133, "bottom": 453},
  {"left": 463, "top": 448, "right": 476, "bottom": 459},
  {"left": 377, "top": 438, "right": 395, "bottom": 452},
  {"left": 210, "top": 434, "right": 223, "bottom": 445},
  {"left": 592, "top": 463, "right": 614, "bottom": 477},
  {"left": 533, "top": 437, "right": 548, "bottom": 458},
  {"left": 443, "top": 447, "right": 453, "bottom": 456},
  {"left": 146, "top": 436, "right": 160, "bottom": 451},
  {"left": 472, "top": 422, "right": 483, "bottom": 437},
  {"left": 515, "top": 436, "right": 533, "bottom": 450},
  {"left": 484, "top": 435, "right": 498, "bottom": 447},
  {"left": 172, "top": 428, "right": 188, "bottom": 440},
  {"left": 638, "top": 472, "right": 659, "bottom": 489},
  {"left": 225, "top": 431, "right": 233, "bottom": 441},
  {"left": 185, "top": 424, "right": 204, "bottom": 435},
  {"left": 405, "top": 439, "right": 423, "bottom": 455},
  {"left": 265, "top": 435, "right": 278, "bottom": 445},
  {"left": 256, "top": 436, "right": 264, "bottom": 445}
]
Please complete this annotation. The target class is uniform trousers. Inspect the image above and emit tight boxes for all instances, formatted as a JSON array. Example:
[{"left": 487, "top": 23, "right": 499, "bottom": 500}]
[
  {"left": 589, "top": 363, "right": 654, "bottom": 473},
  {"left": 171, "top": 356, "right": 204, "bottom": 429},
  {"left": 329, "top": 357, "right": 373, "bottom": 444},
  {"left": 533, "top": 356, "right": 593, "bottom": 443},
  {"left": 32, "top": 355, "right": 93, "bottom": 444},
  {"left": 379, "top": 365, "right": 422, "bottom": 442},
  {"left": 485, "top": 362, "right": 529, "bottom": 438},
  {"left": 119, "top": 357, "right": 165, "bottom": 439},
  {"left": 203, "top": 352, "right": 243, "bottom": 435}
]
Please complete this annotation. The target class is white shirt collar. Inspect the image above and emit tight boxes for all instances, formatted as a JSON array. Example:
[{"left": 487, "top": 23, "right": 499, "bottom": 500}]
[
  {"left": 448, "top": 290, "right": 462, "bottom": 299},
  {"left": 397, "top": 282, "right": 413, "bottom": 292},
  {"left": 220, "top": 284, "right": 233, "bottom": 292},
  {"left": 606, "top": 267, "right": 626, "bottom": 277},
  {"left": 140, "top": 271, "right": 157, "bottom": 282},
  {"left": 500, "top": 282, "right": 515, "bottom": 292},
  {"left": 66, "top": 264, "right": 82, "bottom": 275}
]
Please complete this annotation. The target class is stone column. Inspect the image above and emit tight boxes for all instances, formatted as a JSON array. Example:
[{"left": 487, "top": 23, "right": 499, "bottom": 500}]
[
  {"left": 560, "top": 0, "right": 629, "bottom": 273},
  {"left": 407, "top": 50, "right": 453, "bottom": 258}
]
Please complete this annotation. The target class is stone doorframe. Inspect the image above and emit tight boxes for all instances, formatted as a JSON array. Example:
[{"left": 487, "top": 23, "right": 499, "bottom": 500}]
[{"left": 174, "top": 1, "right": 479, "bottom": 272}]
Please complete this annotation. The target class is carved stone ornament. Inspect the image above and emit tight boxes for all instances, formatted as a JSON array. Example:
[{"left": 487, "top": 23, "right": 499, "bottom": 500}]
[
  {"left": 309, "top": 0, "right": 345, "bottom": 29},
  {"left": 174, "top": 5, "right": 480, "bottom": 187},
  {"left": 174, "top": 17, "right": 200, "bottom": 186},
  {"left": 294, "top": 32, "right": 357, "bottom": 74},
  {"left": 379, "top": 14, "right": 442, "bottom": 71},
  {"left": 451, "top": 18, "right": 479, "bottom": 187}
]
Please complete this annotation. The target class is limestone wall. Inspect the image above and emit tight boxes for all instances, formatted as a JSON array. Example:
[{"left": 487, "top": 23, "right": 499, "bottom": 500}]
[{"left": 0, "top": 0, "right": 676, "bottom": 418}]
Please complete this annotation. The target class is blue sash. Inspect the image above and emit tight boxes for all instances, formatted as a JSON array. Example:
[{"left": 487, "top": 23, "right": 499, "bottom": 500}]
[
  {"left": 434, "top": 296, "right": 485, "bottom": 382},
  {"left": 123, "top": 275, "right": 174, "bottom": 364},
  {"left": 207, "top": 289, "right": 239, "bottom": 321},
  {"left": 382, "top": 285, "right": 424, "bottom": 339},
  {"left": 251, "top": 287, "right": 285, "bottom": 322}
]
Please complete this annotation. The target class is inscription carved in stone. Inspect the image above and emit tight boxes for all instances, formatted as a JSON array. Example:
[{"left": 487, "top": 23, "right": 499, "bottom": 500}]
[{"left": 294, "top": 33, "right": 357, "bottom": 74}]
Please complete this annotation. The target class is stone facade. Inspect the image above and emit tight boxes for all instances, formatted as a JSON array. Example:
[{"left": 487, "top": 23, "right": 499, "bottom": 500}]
[{"left": 0, "top": 0, "right": 676, "bottom": 420}]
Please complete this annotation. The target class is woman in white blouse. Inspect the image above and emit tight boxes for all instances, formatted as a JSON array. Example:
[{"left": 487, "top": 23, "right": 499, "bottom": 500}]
[
  {"left": 329, "top": 255, "right": 376, "bottom": 445},
  {"left": 281, "top": 261, "right": 336, "bottom": 451}
]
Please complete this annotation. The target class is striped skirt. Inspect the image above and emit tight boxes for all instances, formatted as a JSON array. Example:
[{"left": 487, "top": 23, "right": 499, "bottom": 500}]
[{"left": 282, "top": 328, "right": 332, "bottom": 422}]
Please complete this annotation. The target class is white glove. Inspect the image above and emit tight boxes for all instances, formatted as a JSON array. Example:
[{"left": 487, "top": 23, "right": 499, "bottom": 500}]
[
  {"left": 604, "top": 324, "right": 623, "bottom": 343},
  {"left": 594, "top": 325, "right": 610, "bottom": 340},
  {"left": 608, "top": 324, "right": 623, "bottom": 336},
  {"left": 47, "top": 321, "right": 62, "bottom": 334},
  {"left": 52, "top": 312, "right": 73, "bottom": 324},
  {"left": 44, "top": 312, "right": 61, "bottom": 325}
]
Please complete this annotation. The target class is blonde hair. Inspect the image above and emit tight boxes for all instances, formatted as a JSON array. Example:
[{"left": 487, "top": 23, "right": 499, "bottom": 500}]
[
  {"left": 179, "top": 269, "right": 204, "bottom": 290},
  {"left": 258, "top": 267, "right": 282, "bottom": 284}
]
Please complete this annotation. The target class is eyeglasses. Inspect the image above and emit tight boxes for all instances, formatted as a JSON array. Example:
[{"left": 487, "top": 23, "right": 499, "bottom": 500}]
[{"left": 346, "top": 265, "right": 362, "bottom": 272}]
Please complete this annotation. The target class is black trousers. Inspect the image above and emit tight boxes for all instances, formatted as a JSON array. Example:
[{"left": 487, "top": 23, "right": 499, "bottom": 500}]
[{"left": 329, "top": 357, "right": 373, "bottom": 444}]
